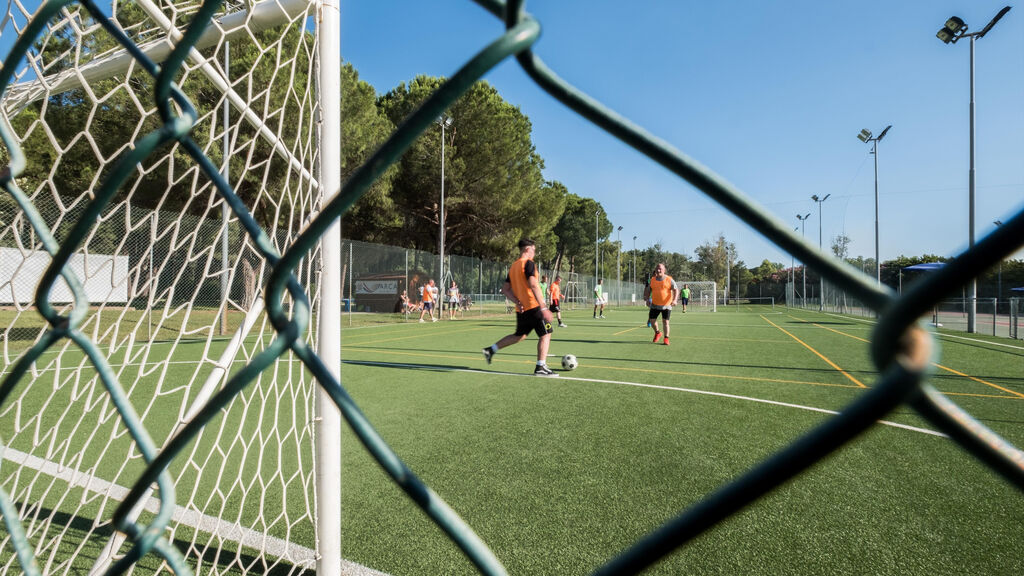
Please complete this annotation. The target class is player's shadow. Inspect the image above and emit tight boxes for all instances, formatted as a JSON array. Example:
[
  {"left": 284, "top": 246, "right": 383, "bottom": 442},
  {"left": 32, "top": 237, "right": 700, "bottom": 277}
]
[
  {"left": 347, "top": 344, "right": 875, "bottom": 377},
  {"left": 344, "top": 358, "right": 472, "bottom": 373},
  {"left": 346, "top": 344, "right": 1024, "bottom": 387}
]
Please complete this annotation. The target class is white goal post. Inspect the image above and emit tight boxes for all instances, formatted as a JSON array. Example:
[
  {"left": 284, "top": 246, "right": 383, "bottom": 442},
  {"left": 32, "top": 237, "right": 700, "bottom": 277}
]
[
  {"left": 678, "top": 280, "right": 716, "bottom": 312},
  {"left": 0, "top": 1, "right": 345, "bottom": 575}
]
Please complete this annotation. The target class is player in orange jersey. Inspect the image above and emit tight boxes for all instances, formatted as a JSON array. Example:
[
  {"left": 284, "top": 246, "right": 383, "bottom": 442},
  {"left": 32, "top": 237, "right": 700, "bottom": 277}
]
[
  {"left": 482, "top": 239, "right": 558, "bottom": 376},
  {"left": 548, "top": 275, "right": 567, "bottom": 328},
  {"left": 418, "top": 278, "right": 437, "bottom": 323},
  {"left": 642, "top": 263, "right": 679, "bottom": 345}
]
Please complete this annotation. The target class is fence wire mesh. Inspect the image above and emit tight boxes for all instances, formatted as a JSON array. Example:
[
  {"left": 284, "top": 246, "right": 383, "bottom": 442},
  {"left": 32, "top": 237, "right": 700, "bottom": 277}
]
[{"left": 0, "top": 0, "right": 1022, "bottom": 575}]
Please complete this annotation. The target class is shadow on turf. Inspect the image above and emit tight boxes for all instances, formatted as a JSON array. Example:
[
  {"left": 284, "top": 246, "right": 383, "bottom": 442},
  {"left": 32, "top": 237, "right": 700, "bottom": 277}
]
[
  {"left": 785, "top": 320, "right": 856, "bottom": 326},
  {"left": 345, "top": 359, "right": 477, "bottom": 373},
  {"left": 934, "top": 334, "right": 1024, "bottom": 359},
  {"left": 888, "top": 408, "right": 1024, "bottom": 426},
  {"left": 348, "top": 345, "right": 879, "bottom": 380},
  {"left": 7, "top": 499, "right": 314, "bottom": 575}
]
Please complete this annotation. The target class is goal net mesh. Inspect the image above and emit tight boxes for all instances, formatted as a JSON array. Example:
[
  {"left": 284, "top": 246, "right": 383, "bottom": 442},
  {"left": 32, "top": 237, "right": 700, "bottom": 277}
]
[
  {"left": 2, "top": 1, "right": 1021, "bottom": 575},
  {"left": 0, "top": 0, "right": 322, "bottom": 573},
  {"left": 677, "top": 280, "right": 716, "bottom": 312}
]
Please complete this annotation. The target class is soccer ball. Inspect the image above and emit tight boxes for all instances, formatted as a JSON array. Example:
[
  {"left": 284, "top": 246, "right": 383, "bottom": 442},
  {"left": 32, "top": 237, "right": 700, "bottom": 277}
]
[{"left": 561, "top": 354, "right": 578, "bottom": 370}]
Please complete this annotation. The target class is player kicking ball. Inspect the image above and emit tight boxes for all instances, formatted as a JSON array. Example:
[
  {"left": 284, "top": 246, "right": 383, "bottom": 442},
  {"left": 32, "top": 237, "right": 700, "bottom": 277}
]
[
  {"left": 481, "top": 238, "right": 558, "bottom": 376},
  {"left": 642, "top": 263, "right": 679, "bottom": 346}
]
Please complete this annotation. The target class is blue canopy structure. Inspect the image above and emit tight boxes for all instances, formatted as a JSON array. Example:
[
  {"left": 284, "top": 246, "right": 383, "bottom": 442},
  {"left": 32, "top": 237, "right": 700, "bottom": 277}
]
[
  {"left": 1012, "top": 287, "right": 1024, "bottom": 292},
  {"left": 903, "top": 262, "right": 946, "bottom": 271}
]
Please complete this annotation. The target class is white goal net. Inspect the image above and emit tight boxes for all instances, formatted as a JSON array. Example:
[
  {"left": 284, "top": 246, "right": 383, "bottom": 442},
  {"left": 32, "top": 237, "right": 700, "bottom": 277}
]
[
  {"left": 0, "top": 1, "right": 340, "bottom": 574},
  {"left": 679, "top": 280, "right": 716, "bottom": 312}
]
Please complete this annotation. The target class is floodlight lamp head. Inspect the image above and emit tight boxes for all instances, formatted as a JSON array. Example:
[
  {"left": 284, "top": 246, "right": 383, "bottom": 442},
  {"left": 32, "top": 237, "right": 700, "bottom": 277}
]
[
  {"left": 811, "top": 194, "right": 819, "bottom": 202},
  {"left": 937, "top": 16, "right": 966, "bottom": 43},
  {"left": 944, "top": 16, "right": 966, "bottom": 32},
  {"left": 858, "top": 129, "right": 872, "bottom": 142},
  {"left": 994, "top": 220, "right": 1003, "bottom": 226},
  {"left": 617, "top": 225, "right": 623, "bottom": 231},
  {"left": 977, "top": 7, "right": 1011, "bottom": 39},
  {"left": 822, "top": 193, "right": 831, "bottom": 202},
  {"left": 877, "top": 125, "right": 892, "bottom": 141}
]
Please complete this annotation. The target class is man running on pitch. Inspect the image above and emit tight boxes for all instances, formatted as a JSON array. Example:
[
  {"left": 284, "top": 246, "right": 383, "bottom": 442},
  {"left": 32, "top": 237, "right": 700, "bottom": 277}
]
[
  {"left": 482, "top": 238, "right": 558, "bottom": 376},
  {"left": 418, "top": 278, "right": 437, "bottom": 323},
  {"left": 549, "top": 274, "right": 567, "bottom": 328},
  {"left": 643, "top": 263, "right": 679, "bottom": 345}
]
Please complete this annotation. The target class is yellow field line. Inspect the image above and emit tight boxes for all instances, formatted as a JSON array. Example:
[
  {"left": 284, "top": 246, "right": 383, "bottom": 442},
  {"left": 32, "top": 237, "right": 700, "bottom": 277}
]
[
  {"left": 613, "top": 326, "right": 644, "bottom": 336},
  {"left": 760, "top": 315, "right": 867, "bottom": 388},
  {"left": 928, "top": 363, "right": 1024, "bottom": 399},
  {"left": 786, "top": 315, "right": 1024, "bottom": 400}
]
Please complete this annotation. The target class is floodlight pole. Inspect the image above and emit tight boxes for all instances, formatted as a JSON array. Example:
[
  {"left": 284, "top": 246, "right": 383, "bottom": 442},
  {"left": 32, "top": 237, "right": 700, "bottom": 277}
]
[
  {"left": 937, "top": 6, "right": 1011, "bottom": 333},
  {"left": 995, "top": 220, "right": 1003, "bottom": 301},
  {"left": 595, "top": 209, "right": 599, "bottom": 284},
  {"left": 968, "top": 34, "right": 977, "bottom": 332},
  {"left": 438, "top": 116, "right": 452, "bottom": 319},
  {"left": 812, "top": 195, "right": 830, "bottom": 311},
  {"left": 616, "top": 226, "right": 622, "bottom": 306},
  {"left": 632, "top": 235, "right": 637, "bottom": 292},
  {"left": 725, "top": 256, "right": 730, "bottom": 307},
  {"left": 791, "top": 227, "right": 798, "bottom": 307},
  {"left": 858, "top": 125, "right": 891, "bottom": 287},
  {"left": 797, "top": 213, "right": 811, "bottom": 308},
  {"left": 873, "top": 136, "right": 880, "bottom": 286}
]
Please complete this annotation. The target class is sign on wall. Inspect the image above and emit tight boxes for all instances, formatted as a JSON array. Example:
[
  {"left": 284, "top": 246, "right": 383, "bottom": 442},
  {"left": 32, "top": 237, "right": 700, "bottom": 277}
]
[
  {"left": 355, "top": 280, "right": 398, "bottom": 295},
  {"left": 0, "top": 247, "right": 130, "bottom": 305}
]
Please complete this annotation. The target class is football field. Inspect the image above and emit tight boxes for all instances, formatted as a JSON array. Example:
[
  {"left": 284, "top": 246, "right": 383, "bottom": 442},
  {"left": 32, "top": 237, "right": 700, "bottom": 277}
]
[
  {"left": 1, "top": 304, "right": 1021, "bottom": 575},
  {"left": 336, "top": 305, "right": 1023, "bottom": 575}
]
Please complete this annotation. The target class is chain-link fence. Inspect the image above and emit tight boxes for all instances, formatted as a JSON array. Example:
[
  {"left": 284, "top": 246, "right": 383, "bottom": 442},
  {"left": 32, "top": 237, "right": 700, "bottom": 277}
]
[
  {"left": 2, "top": 1, "right": 1021, "bottom": 575},
  {"left": 785, "top": 279, "right": 1023, "bottom": 339},
  {"left": 1, "top": 200, "right": 309, "bottom": 349},
  {"left": 339, "top": 238, "right": 647, "bottom": 319}
]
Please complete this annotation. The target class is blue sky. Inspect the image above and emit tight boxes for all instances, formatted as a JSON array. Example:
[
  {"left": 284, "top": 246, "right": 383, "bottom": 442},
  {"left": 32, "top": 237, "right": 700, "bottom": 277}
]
[
  {"left": 342, "top": 0, "right": 1024, "bottom": 266},
  {"left": 1, "top": 1, "right": 1020, "bottom": 267}
]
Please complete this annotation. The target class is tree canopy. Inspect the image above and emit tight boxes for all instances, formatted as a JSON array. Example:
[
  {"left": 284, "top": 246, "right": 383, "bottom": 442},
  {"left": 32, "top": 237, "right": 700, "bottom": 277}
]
[{"left": 374, "top": 76, "right": 565, "bottom": 262}]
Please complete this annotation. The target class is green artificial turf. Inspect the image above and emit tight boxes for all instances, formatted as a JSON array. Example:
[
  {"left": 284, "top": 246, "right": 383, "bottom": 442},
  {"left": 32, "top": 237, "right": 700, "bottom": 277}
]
[{"left": 1, "top": 305, "right": 1020, "bottom": 575}]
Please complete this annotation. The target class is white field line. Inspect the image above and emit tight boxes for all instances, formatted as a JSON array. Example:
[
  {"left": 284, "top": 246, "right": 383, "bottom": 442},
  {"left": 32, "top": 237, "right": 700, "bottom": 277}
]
[{"left": 342, "top": 360, "right": 948, "bottom": 438}]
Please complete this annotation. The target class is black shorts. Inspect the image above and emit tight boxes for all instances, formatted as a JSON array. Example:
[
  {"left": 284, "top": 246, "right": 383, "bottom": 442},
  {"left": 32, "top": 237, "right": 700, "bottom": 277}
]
[
  {"left": 648, "top": 308, "right": 672, "bottom": 321},
  {"left": 423, "top": 301, "right": 434, "bottom": 311},
  {"left": 516, "top": 306, "right": 553, "bottom": 337},
  {"left": 550, "top": 299, "right": 560, "bottom": 313},
  {"left": 682, "top": 297, "right": 689, "bottom": 305}
]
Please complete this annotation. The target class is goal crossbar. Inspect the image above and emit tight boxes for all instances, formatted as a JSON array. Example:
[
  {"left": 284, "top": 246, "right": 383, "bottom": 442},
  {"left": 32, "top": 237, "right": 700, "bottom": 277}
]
[{"left": 4, "top": 0, "right": 317, "bottom": 188}]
